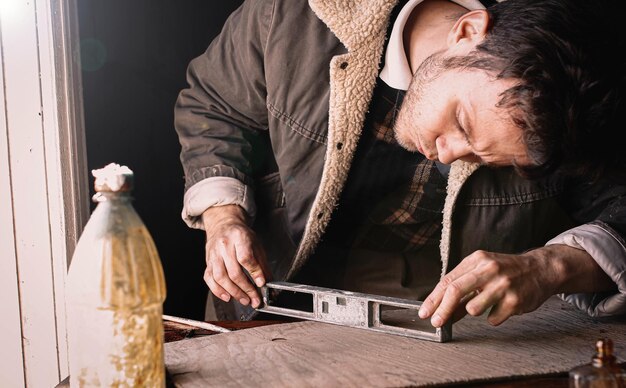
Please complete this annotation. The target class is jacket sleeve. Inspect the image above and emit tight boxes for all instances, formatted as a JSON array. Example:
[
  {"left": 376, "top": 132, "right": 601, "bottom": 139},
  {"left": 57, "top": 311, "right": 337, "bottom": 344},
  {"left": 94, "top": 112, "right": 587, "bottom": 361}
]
[
  {"left": 546, "top": 180, "right": 626, "bottom": 317},
  {"left": 547, "top": 222, "right": 626, "bottom": 317},
  {"left": 174, "top": 0, "right": 274, "bottom": 229}
]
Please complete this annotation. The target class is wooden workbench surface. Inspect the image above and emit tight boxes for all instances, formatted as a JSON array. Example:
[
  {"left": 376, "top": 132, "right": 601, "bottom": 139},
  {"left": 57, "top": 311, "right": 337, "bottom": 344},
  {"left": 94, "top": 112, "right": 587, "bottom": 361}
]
[{"left": 164, "top": 297, "right": 626, "bottom": 387}]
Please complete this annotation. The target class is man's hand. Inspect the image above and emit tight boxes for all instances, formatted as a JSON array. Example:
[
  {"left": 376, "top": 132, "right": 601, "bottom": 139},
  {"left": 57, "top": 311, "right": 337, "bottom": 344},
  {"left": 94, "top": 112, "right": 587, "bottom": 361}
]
[
  {"left": 202, "top": 205, "right": 269, "bottom": 308},
  {"left": 418, "top": 245, "right": 614, "bottom": 327}
]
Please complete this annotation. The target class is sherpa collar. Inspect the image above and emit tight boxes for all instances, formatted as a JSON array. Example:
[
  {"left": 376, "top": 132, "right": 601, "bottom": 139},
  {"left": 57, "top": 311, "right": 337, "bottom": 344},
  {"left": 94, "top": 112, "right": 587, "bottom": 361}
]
[{"left": 308, "top": 0, "right": 399, "bottom": 51}]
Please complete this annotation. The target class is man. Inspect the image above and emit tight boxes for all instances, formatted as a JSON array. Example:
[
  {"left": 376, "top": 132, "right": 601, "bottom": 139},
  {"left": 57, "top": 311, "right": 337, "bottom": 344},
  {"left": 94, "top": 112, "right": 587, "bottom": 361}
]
[{"left": 175, "top": 0, "right": 626, "bottom": 326}]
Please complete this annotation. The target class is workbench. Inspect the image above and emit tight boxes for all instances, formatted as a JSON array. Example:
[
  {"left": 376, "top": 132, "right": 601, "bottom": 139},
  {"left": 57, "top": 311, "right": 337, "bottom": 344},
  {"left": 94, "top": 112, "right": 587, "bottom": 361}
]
[
  {"left": 164, "top": 297, "right": 626, "bottom": 387},
  {"left": 161, "top": 318, "right": 573, "bottom": 388},
  {"left": 56, "top": 297, "right": 626, "bottom": 387}
]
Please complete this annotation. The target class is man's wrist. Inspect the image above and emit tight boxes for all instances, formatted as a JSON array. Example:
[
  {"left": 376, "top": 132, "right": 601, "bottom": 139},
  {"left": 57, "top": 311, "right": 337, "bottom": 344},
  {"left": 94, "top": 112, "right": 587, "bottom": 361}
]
[
  {"left": 202, "top": 204, "right": 249, "bottom": 231},
  {"left": 523, "top": 245, "right": 566, "bottom": 295},
  {"left": 531, "top": 244, "right": 613, "bottom": 295},
  {"left": 182, "top": 177, "right": 257, "bottom": 230}
]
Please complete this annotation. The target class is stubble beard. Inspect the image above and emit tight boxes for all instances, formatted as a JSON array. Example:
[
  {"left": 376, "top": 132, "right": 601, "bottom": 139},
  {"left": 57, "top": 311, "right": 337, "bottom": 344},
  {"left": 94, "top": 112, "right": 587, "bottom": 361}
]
[{"left": 393, "top": 51, "right": 446, "bottom": 153}]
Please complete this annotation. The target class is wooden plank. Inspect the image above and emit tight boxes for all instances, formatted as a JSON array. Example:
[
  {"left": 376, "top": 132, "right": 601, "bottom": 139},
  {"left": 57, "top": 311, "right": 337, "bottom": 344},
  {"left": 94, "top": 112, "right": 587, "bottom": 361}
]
[
  {"left": 165, "top": 297, "right": 626, "bottom": 387},
  {"left": 1, "top": 0, "right": 63, "bottom": 385},
  {"left": 0, "top": 27, "right": 26, "bottom": 388}
]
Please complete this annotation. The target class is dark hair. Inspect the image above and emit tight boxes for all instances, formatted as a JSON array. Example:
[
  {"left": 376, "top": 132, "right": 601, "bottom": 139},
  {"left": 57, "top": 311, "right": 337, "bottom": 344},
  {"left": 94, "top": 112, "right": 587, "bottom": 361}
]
[{"left": 446, "top": 0, "right": 625, "bottom": 181}]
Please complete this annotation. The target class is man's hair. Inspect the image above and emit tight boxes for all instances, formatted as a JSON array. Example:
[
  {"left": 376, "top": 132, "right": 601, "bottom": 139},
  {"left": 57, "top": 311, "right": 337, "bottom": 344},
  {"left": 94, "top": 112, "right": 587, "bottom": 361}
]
[{"left": 445, "top": 0, "right": 625, "bottom": 180}]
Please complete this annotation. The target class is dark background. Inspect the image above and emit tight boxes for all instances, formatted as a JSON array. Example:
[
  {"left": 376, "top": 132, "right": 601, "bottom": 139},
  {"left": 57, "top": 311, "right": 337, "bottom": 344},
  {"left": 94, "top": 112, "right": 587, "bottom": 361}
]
[{"left": 77, "top": 1, "right": 244, "bottom": 319}]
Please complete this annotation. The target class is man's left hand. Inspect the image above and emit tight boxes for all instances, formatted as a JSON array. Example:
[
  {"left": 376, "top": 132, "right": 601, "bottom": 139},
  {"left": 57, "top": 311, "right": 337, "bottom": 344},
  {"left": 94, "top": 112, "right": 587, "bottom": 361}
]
[{"left": 417, "top": 245, "right": 613, "bottom": 327}]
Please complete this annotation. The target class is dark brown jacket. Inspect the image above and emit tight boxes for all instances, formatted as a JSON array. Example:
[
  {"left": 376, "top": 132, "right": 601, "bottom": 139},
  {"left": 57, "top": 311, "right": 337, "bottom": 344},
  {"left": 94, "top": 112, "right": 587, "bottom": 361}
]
[{"left": 175, "top": 0, "right": 626, "bottom": 319}]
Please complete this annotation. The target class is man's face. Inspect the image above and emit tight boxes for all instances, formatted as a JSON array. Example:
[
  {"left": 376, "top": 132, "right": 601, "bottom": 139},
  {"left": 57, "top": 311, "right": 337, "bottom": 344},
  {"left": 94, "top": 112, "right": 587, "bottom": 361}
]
[{"left": 394, "top": 52, "right": 533, "bottom": 167}]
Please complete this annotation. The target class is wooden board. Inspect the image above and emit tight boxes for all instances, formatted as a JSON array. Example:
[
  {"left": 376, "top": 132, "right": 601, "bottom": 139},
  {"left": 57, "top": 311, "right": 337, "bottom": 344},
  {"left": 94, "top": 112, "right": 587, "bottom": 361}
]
[{"left": 165, "top": 297, "right": 626, "bottom": 387}]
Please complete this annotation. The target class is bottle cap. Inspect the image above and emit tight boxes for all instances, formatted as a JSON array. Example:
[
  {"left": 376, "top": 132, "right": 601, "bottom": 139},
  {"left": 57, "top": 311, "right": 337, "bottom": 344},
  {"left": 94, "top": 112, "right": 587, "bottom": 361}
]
[{"left": 92, "top": 163, "right": 134, "bottom": 192}]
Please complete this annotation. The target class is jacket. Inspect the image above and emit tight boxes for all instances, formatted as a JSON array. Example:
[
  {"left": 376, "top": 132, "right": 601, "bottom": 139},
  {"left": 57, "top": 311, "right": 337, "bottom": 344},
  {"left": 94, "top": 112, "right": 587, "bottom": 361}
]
[{"left": 175, "top": 0, "right": 626, "bottom": 319}]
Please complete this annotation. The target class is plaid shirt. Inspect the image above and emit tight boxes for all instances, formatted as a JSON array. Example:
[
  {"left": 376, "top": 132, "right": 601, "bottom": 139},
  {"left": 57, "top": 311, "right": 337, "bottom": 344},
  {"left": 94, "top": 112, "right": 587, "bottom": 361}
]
[{"left": 322, "top": 78, "right": 448, "bottom": 253}]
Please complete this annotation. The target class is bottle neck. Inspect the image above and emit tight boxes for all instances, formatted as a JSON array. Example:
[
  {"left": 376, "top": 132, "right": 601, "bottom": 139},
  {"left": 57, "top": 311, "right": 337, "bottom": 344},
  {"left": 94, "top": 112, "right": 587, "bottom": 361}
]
[{"left": 93, "top": 191, "right": 132, "bottom": 203}]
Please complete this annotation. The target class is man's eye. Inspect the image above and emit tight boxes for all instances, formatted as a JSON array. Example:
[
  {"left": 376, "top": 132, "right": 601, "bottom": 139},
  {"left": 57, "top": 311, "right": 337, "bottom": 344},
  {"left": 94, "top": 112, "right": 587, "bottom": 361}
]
[
  {"left": 455, "top": 121, "right": 471, "bottom": 146},
  {"left": 456, "top": 109, "right": 471, "bottom": 146}
]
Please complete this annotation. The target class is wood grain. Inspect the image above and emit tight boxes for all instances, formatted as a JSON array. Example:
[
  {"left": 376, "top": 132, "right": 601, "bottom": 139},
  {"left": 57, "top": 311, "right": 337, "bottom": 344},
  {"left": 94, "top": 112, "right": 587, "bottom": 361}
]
[{"left": 165, "top": 297, "right": 626, "bottom": 387}]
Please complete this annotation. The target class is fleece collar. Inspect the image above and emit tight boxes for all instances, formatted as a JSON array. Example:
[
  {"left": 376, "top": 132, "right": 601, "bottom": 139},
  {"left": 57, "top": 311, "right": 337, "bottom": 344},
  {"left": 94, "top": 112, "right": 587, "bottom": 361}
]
[{"left": 308, "top": 0, "right": 399, "bottom": 51}]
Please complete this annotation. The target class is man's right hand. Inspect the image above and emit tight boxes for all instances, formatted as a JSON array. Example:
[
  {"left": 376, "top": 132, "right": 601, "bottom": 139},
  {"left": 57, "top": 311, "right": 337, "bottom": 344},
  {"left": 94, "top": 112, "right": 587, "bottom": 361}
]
[{"left": 202, "top": 205, "right": 269, "bottom": 308}]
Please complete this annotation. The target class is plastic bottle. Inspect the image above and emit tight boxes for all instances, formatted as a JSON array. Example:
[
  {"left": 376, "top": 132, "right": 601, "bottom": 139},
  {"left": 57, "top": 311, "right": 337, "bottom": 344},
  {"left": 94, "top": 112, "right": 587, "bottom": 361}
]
[
  {"left": 569, "top": 338, "right": 626, "bottom": 388},
  {"left": 66, "top": 163, "right": 167, "bottom": 387}
]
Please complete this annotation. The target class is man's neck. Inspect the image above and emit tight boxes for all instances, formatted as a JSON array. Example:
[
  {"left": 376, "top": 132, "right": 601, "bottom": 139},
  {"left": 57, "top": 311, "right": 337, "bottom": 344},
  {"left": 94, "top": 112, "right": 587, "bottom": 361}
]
[{"left": 403, "top": 0, "right": 468, "bottom": 74}]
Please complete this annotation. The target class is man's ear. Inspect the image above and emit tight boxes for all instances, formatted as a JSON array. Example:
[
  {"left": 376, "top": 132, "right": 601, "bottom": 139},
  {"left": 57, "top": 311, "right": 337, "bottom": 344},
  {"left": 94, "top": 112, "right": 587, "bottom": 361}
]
[{"left": 446, "top": 10, "right": 490, "bottom": 50}]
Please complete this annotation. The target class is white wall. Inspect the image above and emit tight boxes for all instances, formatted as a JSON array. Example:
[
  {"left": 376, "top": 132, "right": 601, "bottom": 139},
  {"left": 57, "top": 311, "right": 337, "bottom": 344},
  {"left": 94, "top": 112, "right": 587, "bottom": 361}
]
[{"left": 0, "top": 0, "right": 87, "bottom": 386}]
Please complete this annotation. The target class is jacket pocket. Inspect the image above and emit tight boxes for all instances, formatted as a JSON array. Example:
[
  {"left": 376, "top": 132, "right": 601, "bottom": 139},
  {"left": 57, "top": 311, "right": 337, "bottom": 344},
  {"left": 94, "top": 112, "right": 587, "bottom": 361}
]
[{"left": 267, "top": 102, "right": 328, "bottom": 145}]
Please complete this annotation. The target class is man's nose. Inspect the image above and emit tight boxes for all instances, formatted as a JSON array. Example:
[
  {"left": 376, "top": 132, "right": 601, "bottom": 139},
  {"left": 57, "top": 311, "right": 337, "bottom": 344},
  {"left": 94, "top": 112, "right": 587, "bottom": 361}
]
[{"left": 435, "top": 136, "right": 471, "bottom": 164}]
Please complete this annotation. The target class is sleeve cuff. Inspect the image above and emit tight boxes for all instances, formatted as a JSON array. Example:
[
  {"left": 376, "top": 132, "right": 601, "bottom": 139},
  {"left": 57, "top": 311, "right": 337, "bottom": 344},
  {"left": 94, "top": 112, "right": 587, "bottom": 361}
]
[
  {"left": 546, "top": 222, "right": 626, "bottom": 317},
  {"left": 181, "top": 177, "right": 256, "bottom": 230}
]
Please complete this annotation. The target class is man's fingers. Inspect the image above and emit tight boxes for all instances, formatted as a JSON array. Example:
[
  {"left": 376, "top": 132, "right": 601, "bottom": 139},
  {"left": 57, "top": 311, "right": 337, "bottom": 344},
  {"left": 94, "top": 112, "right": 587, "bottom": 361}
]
[
  {"left": 465, "top": 282, "right": 505, "bottom": 317},
  {"left": 487, "top": 293, "right": 520, "bottom": 326},
  {"left": 234, "top": 239, "right": 266, "bottom": 288},
  {"left": 254, "top": 244, "right": 272, "bottom": 283},
  {"left": 429, "top": 282, "right": 466, "bottom": 327},
  {"left": 223, "top": 249, "right": 261, "bottom": 307},
  {"left": 203, "top": 267, "right": 230, "bottom": 303},
  {"left": 486, "top": 303, "right": 510, "bottom": 326},
  {"left": 428, "top": 271, "right": 484, "bottom": 327},
  {"left": 211, "top": 256, "right": 251, "bottom": 306},
  {"left": 418, "top": 262, "right": 477, "bottom": 320},
  {"left": 419, "top": 271, "right": 461, "bottom": 320}
]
